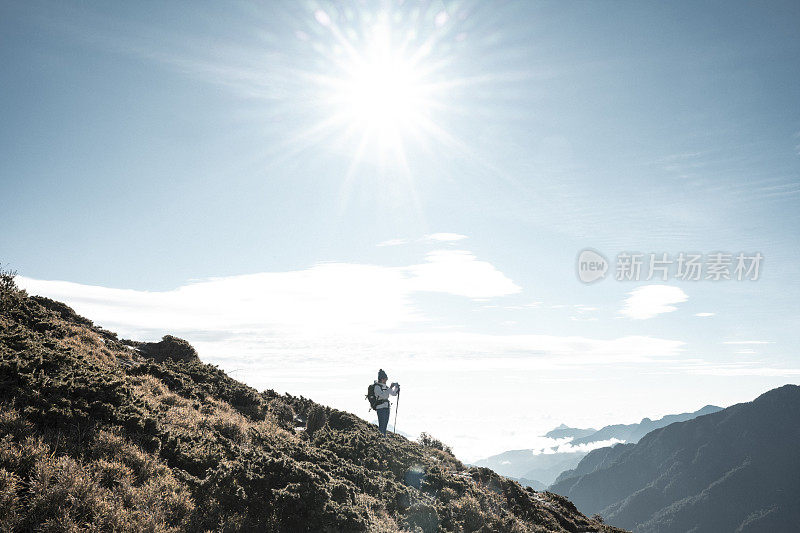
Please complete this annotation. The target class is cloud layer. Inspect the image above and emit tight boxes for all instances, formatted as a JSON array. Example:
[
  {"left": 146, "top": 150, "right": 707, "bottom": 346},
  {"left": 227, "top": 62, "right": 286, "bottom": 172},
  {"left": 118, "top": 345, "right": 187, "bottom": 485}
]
[
  {"left": 531, "top": 437, "right": 626, "bottom": 455},
  {"left": 19, "top": 249, "right": 519, "bottom": 338},
  {"left": 620, "top": 285, "right": 688, "bottom": 320}
]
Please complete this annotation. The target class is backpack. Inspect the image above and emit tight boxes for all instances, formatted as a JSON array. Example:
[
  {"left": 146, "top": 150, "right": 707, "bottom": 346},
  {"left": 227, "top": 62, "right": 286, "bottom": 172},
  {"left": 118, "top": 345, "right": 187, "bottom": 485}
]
[{"left": 366, "top": 383, "right": 383, "bottom": 411}]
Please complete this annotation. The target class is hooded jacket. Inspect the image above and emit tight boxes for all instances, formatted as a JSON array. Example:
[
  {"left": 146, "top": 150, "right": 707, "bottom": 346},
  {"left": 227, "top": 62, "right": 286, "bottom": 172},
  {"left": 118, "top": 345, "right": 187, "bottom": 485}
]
[{"left": 373, "top": 381, "right": 398, "bottom": 410}]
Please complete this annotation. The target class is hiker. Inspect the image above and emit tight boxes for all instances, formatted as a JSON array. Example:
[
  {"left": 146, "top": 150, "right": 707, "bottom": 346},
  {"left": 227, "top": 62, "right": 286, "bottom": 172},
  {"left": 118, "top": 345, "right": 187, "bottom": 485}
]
[{"left": 372, "top": 369, "right": 399, "bottom": 435}]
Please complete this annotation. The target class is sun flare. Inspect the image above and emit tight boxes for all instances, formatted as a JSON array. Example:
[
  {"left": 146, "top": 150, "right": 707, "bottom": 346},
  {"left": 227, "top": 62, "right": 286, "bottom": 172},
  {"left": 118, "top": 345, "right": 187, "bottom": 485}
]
[
  {"left": 308, "top": 10, "right": 454, "bottom": 168},
  {"left": 336, "top": 26, "right": 430, "bottom": 140},
  {"left": 342, "top": 52, "right": 426, "bottom": 135}
]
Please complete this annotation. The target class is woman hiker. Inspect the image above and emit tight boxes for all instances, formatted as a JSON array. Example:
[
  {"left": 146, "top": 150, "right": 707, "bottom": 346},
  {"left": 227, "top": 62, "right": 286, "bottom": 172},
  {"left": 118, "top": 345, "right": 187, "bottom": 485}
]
[{"left": 373, "top": 369, "right": 400, "bottom": 435}]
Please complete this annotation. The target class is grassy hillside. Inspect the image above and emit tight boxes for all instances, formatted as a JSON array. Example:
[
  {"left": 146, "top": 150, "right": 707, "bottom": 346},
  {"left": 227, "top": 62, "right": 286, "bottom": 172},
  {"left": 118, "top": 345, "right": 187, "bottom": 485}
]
[{"left": 0, "top": 273, "right": 623, "bottom": 532}]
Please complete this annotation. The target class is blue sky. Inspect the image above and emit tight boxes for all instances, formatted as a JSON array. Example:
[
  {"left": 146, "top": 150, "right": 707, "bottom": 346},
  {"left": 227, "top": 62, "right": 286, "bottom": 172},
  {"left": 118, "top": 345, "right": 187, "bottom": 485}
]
[{"left": 2, "top": 1, "right": 800, "bottom": 460}]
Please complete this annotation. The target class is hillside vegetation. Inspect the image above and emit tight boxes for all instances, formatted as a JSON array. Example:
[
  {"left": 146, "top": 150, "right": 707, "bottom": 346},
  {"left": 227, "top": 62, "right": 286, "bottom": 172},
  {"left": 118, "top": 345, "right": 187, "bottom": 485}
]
[{"left": 0, "top": 273, "right": 623, "bottom": 532}]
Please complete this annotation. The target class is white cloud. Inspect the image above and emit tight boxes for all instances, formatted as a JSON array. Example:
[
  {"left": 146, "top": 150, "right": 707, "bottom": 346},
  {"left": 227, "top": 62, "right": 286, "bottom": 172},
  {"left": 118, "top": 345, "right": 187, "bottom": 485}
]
[
  {"left": 424, "top": 233, "right": 468, "bottom": 242},
  {"left": 722, "top": 340, "right": 773, "bottom": 345},
  {"left": 571, "top": 305, "right": 599, "bottom": 320},
  {"left": 678, "top": 362, "right": 800, "bottom": 377},
  {"left": 383, "top": 333, "right": 684, "bottom": 363},
  {"left": 500, "top": 301, "right": 542, "bottom": 310},
  {"left": 620, "top": 285, "right": 688, "bottom": 320},
  {"left": 376, "top": 238, "right": 409, "bottom": 247},
  {"left": 406, "top": 250, "right": 520, "bottom": 299},
  {"left": 20, "top": 264, "right": 415, "bottom": 337},
  {"left": 17, "top": 269, "right": 683, "bottom": 368},
  {"left": 695, "top": 312, "right": 715, "bottom": 317},
  {"left": 17, "top": 250, "right": 518, "bottom": 339},
  {"left": 531, "top": 437, "right": 625, "bottom": 455},
  {"left": 377, "top": 233, "right": 470, "bottom": 247}
]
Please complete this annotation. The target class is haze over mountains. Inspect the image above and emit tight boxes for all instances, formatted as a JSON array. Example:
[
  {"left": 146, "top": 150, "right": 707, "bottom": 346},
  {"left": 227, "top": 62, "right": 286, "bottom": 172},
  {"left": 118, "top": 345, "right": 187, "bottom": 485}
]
[
  {"left": 551, "top": 385, "right": 800, "bottom": 532},
  {"left": 473, "top": 405, "right": 722, "bottom": 486}
]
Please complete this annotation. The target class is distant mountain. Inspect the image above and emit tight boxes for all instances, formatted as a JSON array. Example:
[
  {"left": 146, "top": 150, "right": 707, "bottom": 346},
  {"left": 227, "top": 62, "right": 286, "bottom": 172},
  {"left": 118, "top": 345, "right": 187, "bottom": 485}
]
[
  {"left": 569, "top": 404, "right": 722, "bottom": 446},
  {"left": 544, "top": 423, "right": 597, "bottom": 440},
  {"left": 0, "top": 274, "right": 624, "bottom": 532},
  {"left": 550, "top": 385, "right": 800, "bottom": 532},
  {"left": 472, "top": 449, "right": 587, "bottom": 487},
  {"left": 472, "top": 405, "right": 720, "bottom": 486}
]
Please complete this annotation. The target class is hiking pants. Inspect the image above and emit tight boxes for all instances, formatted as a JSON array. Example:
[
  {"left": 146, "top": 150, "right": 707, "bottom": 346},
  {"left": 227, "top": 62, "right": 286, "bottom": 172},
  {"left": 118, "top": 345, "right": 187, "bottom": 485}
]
[{"left": 377, "top": 407, "right": 390, "bottom": 435}]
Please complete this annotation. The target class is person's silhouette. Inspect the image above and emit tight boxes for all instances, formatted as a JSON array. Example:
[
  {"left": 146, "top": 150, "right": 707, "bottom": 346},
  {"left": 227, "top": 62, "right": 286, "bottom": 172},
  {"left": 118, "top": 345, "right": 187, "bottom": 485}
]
[{"left": 373, "top": 368, "right": 399, "bottom": 435}]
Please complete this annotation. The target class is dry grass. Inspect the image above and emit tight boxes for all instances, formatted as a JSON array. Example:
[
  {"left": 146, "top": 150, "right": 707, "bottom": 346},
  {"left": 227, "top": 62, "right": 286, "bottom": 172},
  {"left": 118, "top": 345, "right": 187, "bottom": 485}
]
[
  {"left": 0, "top": 468, "right": 22, "bottom": 532},
  {"left": 57, "top": 324, "right": 118, "bottom": 367},
  {"left": 0, "top": 406, "right": 193, "bottom": 532},
  {"left": 130, "top": 375, "right": 294, "bottom": 450}
]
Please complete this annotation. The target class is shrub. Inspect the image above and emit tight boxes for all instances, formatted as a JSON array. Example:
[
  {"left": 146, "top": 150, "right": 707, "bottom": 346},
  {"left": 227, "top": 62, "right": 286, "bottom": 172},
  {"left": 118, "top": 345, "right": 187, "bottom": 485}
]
[
  {"left": 0, "top": 468, "right": 22, "bottom": 529},
  {"left": 268, "top": 399, "right": 295, "bottom": 429},
  {"left": 28, "top": 296, "right": 93, "bottom": 327},
  {"left": 305, "top": 405, "right": 327, "bottom": 436},
  {"left": 0, "top": 264, "right": 23, "bottom": 313},
  {"left": 454, "top": 495, "right": 485, "bottom": 531},
  {"left": 327, "top": 409, "right": 359, "bottom": 431},
  {"left": 439, "top": 486, "right": 457, "bottom": 503},
  {"left": 140, "top": 335, "right": 199, "bottom": 363},
  {"left": 418, "top": 432, "right": 453, "bottom": 454},
  {"left": 0, "top": 265, "right": 16, "bottom": 293},
  {"left": 405, "top": 502, "right": 439, "bottom": 533}
]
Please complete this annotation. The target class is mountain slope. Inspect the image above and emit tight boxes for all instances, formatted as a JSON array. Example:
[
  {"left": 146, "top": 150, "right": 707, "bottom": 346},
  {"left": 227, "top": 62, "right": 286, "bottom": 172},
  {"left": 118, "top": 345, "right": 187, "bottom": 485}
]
[
  {"left": 549, "top": 386, "right": 800, "bottom": 532},
  {"left": 0, "top": 276, "right": 623, "bottom": 532},
  {"left": 551, "top": 444, "right": 634, "bottom": 486}
]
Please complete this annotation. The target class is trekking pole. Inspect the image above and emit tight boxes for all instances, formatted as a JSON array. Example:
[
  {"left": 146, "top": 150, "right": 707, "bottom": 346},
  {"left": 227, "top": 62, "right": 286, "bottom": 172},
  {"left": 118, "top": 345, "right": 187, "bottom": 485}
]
[{"left": 393, "top": 389, "right": 400, "bottom": 435}]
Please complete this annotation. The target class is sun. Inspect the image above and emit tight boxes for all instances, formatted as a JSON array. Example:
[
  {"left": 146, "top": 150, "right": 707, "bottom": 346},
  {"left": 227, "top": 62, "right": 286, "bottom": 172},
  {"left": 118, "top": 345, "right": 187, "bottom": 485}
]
[
  {"left": 336, "top": 25, "right": 430, "bottom": 141},
  {"left": 309, "top": 11, "right": 451, "bottom": 168},
  {"left": 272, "top": 4, "right": 483, "bottom": 203}
]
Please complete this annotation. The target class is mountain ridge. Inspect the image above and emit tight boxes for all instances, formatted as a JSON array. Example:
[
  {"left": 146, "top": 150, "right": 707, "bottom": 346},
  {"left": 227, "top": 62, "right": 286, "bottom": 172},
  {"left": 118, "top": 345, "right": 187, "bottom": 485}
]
[
  {"left": 543, "top": 425, "right": 597, "bottom": 441},
  {"left": 568, "top": 404, "right": 722, "bottom": 446},
  {"left": 549, "top": 384, "right": 800, "bottom": 532}
]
